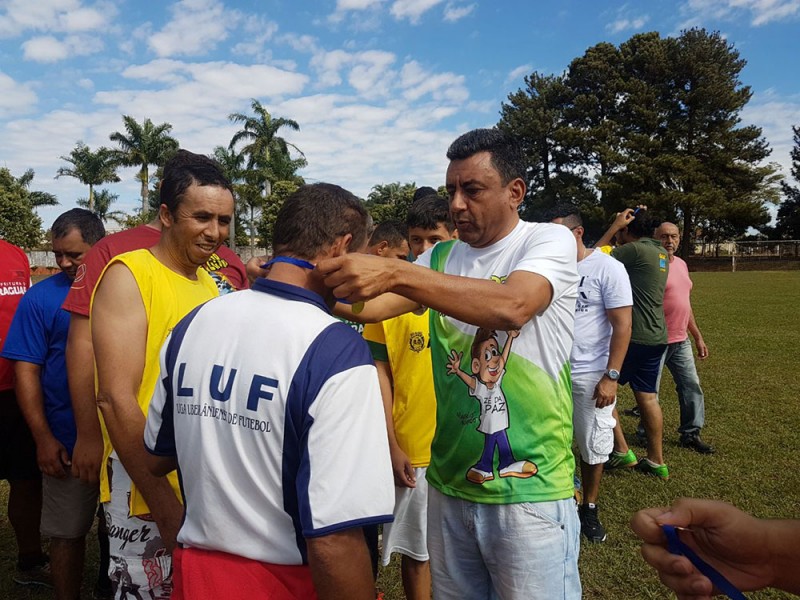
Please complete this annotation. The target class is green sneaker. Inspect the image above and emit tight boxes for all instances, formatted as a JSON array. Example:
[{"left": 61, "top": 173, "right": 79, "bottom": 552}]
[
  {"left": 635, "top": 459, "right": 670, "bottom": 480},
  {"left": 605, "top": 449, "right": 638, "bottom": 470}
]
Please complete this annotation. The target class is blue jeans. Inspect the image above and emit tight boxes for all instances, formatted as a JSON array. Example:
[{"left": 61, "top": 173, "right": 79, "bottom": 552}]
[
  {"left": 427, "top": 487, "right": 581, "bottom": 600},
  {"left": 658, "top": 338, "right": 706, "bottom": 436},
  {"left": 637, "top": 339, "right": 706, "bottom": 438}
]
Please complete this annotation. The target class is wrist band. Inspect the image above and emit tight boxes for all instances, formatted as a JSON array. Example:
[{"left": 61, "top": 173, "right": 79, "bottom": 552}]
[{"left": 662, "top": 524, "right": 747, "bottom": 600}]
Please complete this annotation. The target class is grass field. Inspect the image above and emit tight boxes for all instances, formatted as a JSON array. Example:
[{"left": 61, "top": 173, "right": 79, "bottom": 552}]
[{"left": 2, "top": 270, "right": 799, "bottom": 599}]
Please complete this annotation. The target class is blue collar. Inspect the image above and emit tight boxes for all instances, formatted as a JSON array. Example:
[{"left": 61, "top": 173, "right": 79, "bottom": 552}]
[{"left": 251, "top": 278, "right": 330, "bottom": 314}]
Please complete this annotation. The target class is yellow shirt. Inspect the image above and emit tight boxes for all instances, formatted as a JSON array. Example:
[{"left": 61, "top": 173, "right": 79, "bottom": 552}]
[
  {"left": 93, "top": 249, "right": 218, "bottom": 515},
  {"left": 363, "top": 311, "right": 436, "bottom": 467}
]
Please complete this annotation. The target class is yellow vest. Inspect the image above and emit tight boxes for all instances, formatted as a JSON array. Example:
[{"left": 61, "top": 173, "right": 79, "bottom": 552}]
[{"left": 93, "top": 249, "right": 218, "bottom": 515}]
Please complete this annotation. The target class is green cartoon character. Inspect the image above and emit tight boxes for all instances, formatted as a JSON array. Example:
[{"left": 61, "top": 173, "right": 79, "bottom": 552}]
[{"left": 446, "top": 328, "right": 538, "bottom": 484}]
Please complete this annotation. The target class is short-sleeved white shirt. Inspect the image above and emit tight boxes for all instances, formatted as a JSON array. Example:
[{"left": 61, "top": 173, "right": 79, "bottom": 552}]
[
  {"left": 144, "top": 278, "right": 394, "bottom": 565},
  {"left": 570, "top": 250, "right": 633, "bottom": 374},
  {"left": 416, "top": 220, "right": 580, "bottom": 504}
]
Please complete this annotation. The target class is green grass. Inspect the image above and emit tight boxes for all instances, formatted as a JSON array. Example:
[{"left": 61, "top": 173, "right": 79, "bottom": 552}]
[{"left": 3, "top": 271, "right": 799, "bottom": 599}]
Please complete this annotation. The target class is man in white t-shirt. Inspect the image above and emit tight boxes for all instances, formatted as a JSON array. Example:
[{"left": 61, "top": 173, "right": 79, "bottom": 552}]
[
  {"left": 318, "top": 129, "right": 581, "bottom": 600},
  {"left": 550, "top": 206, "right": 632, "bottom": 544}
]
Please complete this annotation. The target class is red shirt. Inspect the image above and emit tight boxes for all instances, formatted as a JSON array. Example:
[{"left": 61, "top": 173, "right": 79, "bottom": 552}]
[
  {"left": 0, "top": 240, "right": 31, "bottom": 390},
  {"left": 62, "top": 224, "right": 248, "bottom": 316}
]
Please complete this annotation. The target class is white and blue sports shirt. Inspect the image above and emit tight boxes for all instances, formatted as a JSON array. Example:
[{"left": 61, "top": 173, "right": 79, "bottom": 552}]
[{"left": 144, "top": 278, "right": 394, "bottom": 565}]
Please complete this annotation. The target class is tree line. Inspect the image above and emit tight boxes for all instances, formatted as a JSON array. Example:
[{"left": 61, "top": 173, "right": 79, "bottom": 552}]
[{"left": 1, "top": 28, "right": 799, "bottom": 251}]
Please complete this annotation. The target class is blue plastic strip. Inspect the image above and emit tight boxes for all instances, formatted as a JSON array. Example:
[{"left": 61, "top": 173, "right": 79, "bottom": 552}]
[
  {"left": 262, "top": 256, "right": 316, "bottom": 270},
  {"left": 662, "top": 524, "right": 747, "bottom": 600}
]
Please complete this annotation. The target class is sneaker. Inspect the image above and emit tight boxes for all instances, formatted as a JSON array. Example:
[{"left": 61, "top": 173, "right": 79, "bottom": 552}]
[
  {"left": 679, "top": 434, "right": 715, "bottom": 455},
  {"left": 466, "top": 467, "right": 493, "bottom": 484},
  {"left": 622, "top": 406, "right": 641, "bottom": 417},
  {"left": 635, "top": 459, "right": 670, "bottom": 480},
  {"left": 632, "top": 430, "right": 648, "bottom": 447},
  {"left": 578, "top": 504, "right": 607, "bottom": 543},
  {"left": 605, "top": 449, "right": 638, "bottom": 470},
  {"left": 498, "top": 460, "right": 537, "bottom": 479},
  {"left": 13, "top": 561, "right": 52, "bottom": 588}
]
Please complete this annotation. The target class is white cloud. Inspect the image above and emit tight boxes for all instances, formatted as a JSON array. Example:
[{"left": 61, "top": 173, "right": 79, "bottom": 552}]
[
  {"left": 742, "top": 92, "right": 800, "bottom": 178},
  {"left": 0, "top": 71, "right": 37, "bottom": 118},
  {"left": 336, "top": 0, "right": 384, "bottom": 9},
  {"left": 390, "top": 0, "right": 445, "bottom": 23},
  {"left": 399, "top": 61, "right": 468, "bottom": 102},
  {"left": 443, "top": 2, "right": 476, "bottom": 22},
  {"left": 148, "top": 0, "right": 240, "bottom": 57},
  {"left": 0, "top": 0, "right": 115, "bottom": 38},
  {"left": 310, "top": 48, "right": 396, "bottom": 95},
  {"left": 606, "top": 15, "right": 649, "bottom": 34},
  {"left": 506, "top": 64, "right": 533, "bottom": 83},
  {"left": 680, "top": 0, "right": 800, "bottom": 26},
  {"left": 77, "top": 78, "right": 93, "bottom": 90},
  {"left": 21, "top": 33, "right": 103, "bottom": 62},
  {"left": 232, "top": 15, "right": 279, "bottom": 58}
]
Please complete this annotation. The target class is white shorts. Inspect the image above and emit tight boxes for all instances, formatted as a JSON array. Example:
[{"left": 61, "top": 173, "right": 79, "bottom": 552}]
[
  {"left": 381, "top": 467, "right": 429, "bottom": 566},
  {"left": 571, "top": 370, "right": 616, "bottom": 465},
  {"left": 104, "top": 458, "right": 173, "bottom": 599}
]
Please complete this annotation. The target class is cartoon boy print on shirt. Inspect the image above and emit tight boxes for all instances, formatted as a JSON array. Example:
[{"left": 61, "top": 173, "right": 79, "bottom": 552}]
[{"left": 446, "top": 328, "right": 538, "bottom": 484}]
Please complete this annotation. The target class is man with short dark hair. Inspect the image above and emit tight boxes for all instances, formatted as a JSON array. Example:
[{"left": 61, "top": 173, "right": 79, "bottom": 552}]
[
  {"left": 596, "top": 208, "right": 670, "bottom": 479},
  {"left": 550, "top": 205, "right": 632, "bottom": 544},
  {"left": 654, "top": 221, "right": 714, "bottom": 454},
  {"left": 319, "top": 128, "right": 581, "bottom": 599},
  {"left": 367, "top": 220, "right": 410, "bottom": 260},
  {"left": 3, "top": 209, "right": 105, "bottom": 599},
  {"left": 92, "top": 150, "right": 234, "bottom": 598},
  {"left": 144, "top": 183, "right": 394, "bottom": 599}
]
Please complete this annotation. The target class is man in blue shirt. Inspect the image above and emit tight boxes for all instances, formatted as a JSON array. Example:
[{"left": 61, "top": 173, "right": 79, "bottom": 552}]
[{"left": 2, "top": 208, "right": 105, "bottom": 600}]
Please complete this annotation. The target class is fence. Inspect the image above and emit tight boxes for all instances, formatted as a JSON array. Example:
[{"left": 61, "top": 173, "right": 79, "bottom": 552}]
[{"left": 687, "top": 240, "right": 800, "bottom": 272}]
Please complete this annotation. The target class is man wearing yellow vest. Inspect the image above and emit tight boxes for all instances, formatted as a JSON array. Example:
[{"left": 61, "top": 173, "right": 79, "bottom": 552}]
[{"left": 91, "top": 150, "right": 234, "bottom": 598}]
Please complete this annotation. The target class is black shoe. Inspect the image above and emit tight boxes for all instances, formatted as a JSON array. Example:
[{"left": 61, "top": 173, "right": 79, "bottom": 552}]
[
  {"left": 632, "top": 430, "right": 648, "bottom": 447},
  {"left": 680, "top": 434, "right": 715, "bottom": 454},
  {"left": 622, "top": 406, "right": 641, "bottom": 417},
  {"left": 578, "top": 504, "right": 607, "bottom": 543}
]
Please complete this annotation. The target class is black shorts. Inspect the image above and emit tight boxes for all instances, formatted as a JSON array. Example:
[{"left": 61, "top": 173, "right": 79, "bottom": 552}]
[
  {"left": 619, "top": 343, "right": 667, "bottom": 394},
  {"left": 0, "top": 389, "right": 41, "bottom": 481}
]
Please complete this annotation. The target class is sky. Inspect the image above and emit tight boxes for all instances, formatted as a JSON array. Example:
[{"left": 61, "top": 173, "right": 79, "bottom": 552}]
[{"left": 1, "top": 0, "right": 799, "bottom": 229}]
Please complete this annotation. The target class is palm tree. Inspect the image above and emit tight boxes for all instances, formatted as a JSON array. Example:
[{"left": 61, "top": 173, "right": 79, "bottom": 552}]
[
  {"left": 16, "top": 169, "right": 58, "bottom": 208},
  {"left": 229, "top": 100, "right": 304, "bottom": 252},
  {"left": 109, "top": 116, "right": 179, "bottom": 214},
  {"left": 213, "top": 146, "right": 246, "bottom": 251},
  {"left": 56, "top": 142, "right": 119, "bottom": 211},
  {"left": 77, "top": 189, "right": 126, "bottom": 226}
]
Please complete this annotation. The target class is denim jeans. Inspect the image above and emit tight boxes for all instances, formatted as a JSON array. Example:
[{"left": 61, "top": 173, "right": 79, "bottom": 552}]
[
  {"left": 427, "top": 487, "right": 581, "bottom": 600},
  {"left": 658, "top": 338, "right": 706, "bottom": 435}
]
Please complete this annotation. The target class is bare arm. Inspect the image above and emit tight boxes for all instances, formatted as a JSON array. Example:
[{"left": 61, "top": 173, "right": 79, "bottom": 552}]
[
  {"left": 446, "top": 350, "right": 476, "bottom": 391},
  {"left": 92, "top": 262, "right": 183, "bottom": 549},
  {"left": 376, "top": 359, "right": 415, "bottom": 488},
  {"left": 594, "top": 306, "right": 632, "bottom": 408},
  {"left": 66, "top": 313, "right": 103, "bottom": 484},
  {"left": 333, "top": 292, "right": 420, "bottom": 324},
  {"left": 307, "top": 528, "right": 376, "bottom": 600},
  {"left": 687, "top": 308, "right": 708, "bottom": 359},
  {"left": 15, "top": 362, "right": 69, "bottom": 478},
  {"left": 319, "top": 254, "right": 554, "bottom": 331},
  {"left": 145, "top": 454, "right": 178, "bottom": 478},
  {"left": 594, "top": 208, "right": 637, "bottom": 249}
]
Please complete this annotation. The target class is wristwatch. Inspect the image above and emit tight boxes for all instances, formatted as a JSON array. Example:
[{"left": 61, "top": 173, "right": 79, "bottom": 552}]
[{"left": 604, "top": 369, "right": 620, "bottom": 381}]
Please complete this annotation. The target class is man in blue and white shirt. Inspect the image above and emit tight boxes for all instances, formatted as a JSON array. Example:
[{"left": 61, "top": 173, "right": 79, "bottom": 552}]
[{"left": 144, "top": 183, "right": 394, "bottom": 600}]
